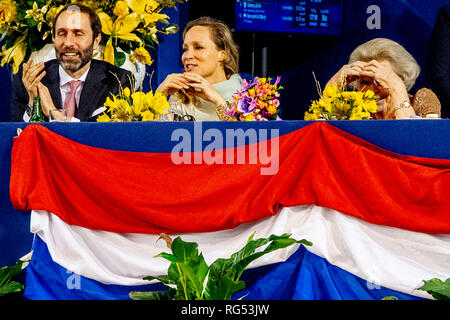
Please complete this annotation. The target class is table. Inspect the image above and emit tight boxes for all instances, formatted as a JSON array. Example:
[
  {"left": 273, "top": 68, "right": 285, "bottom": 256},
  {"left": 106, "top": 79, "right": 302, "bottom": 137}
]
[{"left": 2, "top": 120, "right": 449, "bottom": 300}]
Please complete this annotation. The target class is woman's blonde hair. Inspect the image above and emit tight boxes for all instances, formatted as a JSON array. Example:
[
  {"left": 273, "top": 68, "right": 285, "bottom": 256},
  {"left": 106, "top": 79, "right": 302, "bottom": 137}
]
[
  {"left": 183, "top": 16, "right": 239, "bottom": 79},
  {"left": 349, "top": 38, "right": 420, "bottom": 91}
]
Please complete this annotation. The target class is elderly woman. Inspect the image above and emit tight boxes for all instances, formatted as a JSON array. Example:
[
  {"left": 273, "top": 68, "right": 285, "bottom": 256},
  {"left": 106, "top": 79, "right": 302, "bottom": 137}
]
[
  {"left": 156, "top": 16, "right": 242, "bottom": 121},
  {"left": 326, "top": 38, "right": 441, "bottom": 119}
]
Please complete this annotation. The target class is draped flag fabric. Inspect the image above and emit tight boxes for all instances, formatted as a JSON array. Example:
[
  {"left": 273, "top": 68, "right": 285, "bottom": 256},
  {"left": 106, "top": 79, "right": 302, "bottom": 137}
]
[{"left": 9, "top": 122, "right": 450, "bottom": 300}]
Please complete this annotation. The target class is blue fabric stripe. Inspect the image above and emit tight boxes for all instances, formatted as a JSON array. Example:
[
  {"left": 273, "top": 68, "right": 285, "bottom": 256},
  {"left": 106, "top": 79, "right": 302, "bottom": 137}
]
[
  {"left": 7, "top": 120, "right": 450, "bottom": 158},
  {"left": 24, "top": 236, "right": 424, "bottom": 300},
  {"left": 24, "top": 236, "right": 165, "bottom": 300}
]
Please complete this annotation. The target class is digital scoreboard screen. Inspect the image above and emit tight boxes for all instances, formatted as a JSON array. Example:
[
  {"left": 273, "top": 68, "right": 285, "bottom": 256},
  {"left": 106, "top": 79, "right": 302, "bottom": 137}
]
[{"left": 235, "top": 0, "right": 344, "bottom": 35}]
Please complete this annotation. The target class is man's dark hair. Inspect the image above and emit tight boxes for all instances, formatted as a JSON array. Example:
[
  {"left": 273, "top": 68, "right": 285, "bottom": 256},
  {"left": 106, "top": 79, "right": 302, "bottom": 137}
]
[{"left": 53, "top": 3, "right": 102, "bottom": 41}]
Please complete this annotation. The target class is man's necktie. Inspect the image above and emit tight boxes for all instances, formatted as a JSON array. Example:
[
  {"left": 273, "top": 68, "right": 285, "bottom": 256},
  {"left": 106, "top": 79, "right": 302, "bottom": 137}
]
[{"left": 64, "top": 80, "right": 82, "bottom": 117}]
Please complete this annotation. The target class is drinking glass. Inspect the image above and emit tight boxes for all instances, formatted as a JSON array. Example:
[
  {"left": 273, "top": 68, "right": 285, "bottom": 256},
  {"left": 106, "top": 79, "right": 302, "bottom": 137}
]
[{"left": 49, "top": 109, "right": 67, "bottom": 122}]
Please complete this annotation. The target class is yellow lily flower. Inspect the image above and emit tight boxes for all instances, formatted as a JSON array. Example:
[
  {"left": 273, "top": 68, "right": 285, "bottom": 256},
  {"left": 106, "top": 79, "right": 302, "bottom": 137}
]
[
  {"left": 98, "top": 12, "right": 142, "bottom": 42},
  {"left": 113, "top": 1, "right": 129, "bottom": 17},
  {"left": 142, "top": 12, "right": 169, "bottom": 26},
  {"left": 130, "top": 46, "right": 152, "bottom": 66},
  {"left": 126, "top": 0, "right": 159, "bottom": 14},
  {"left": 0, "top": 0, "right": 16, "bottom": 25},
  {"left": 98, "top": 11, "right": 142, "bottom": 65},
  {"left": 125, "top": 0, "right": 169, "bottom": 26},
  {"left": 0, "top": 32, "right": 27, "bottom": 74},
  {"left": 24, "top": 1, "right": 47, "bottom": 32},
  {"left": 45, "top": 5, "right": 64, "bottom": 28}
]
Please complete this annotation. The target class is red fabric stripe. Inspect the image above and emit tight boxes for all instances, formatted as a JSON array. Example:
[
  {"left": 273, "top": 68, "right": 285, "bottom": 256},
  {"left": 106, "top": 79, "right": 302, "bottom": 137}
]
[{"left": 10, "top": 123, "right": 450, "bottom": 234}]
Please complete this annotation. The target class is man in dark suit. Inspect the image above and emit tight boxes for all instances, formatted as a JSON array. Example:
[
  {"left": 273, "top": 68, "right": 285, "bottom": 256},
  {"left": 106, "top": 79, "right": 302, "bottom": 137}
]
[
  {"left": 10, "top": 3, "right": 133, "bottom": 122},
  {"left": 429, "top": 4, "right": 450, "bottom": 119}
]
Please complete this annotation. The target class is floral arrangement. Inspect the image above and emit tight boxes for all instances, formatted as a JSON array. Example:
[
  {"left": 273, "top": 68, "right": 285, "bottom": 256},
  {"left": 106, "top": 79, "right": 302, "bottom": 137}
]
[
  {"left": 96, "top": 84, "right": 170, "bottom": 122},
  {"left": 225, "top": 76, "right": 283, "bottom": 121},
  {"left": 0, "top": 0, "right": 187, "bottom": 74},
  {"left": 304, "top": 85, "right": 379, "bottom": 120}
]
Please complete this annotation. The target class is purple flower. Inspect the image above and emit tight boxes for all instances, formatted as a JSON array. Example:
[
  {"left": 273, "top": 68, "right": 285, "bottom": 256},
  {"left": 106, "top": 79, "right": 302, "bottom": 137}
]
[{"left": 236, "top": 97, "right": 257, "bottom": 115}]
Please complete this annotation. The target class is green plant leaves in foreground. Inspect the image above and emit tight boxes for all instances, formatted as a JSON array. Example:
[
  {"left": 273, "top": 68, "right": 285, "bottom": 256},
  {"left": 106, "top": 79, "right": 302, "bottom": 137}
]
[
  {"left": 418, "top": 278, "right": 450, "bottom": 300},
  {"left": 130, "top": 233, "right": 312, "bottom": 300},
  {"left": 0, "top": 259, "right": 26, "bottom": 297}
]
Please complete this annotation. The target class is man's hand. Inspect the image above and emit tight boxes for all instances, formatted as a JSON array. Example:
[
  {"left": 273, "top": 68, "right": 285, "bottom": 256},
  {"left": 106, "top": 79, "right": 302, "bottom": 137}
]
[
  {"left": 22, "top": 59, "right": 46, "bottom": 105},
  {"left": 37, "top": 82, "right": 56, "bottom": 117}
]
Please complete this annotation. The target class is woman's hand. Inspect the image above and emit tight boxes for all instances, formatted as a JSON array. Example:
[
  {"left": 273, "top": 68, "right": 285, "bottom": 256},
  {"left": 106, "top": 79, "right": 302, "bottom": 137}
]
[
  {"left": 156, "top": 73, "right": 191, "bottom": 96},
  {"left": 360, "top": 60, "right": 414, "bottom": 119},
  {"left": 326, "top": 61, "right": 367, "bottom": 87},
  {"left": 22, "top": 59, "right": 46, "bottom": 105},
  {"left": 359, "top": 60, "right": 406, "bottom": 95},
  {"left": 182, "top": 72, "right": 226, "bottom": 106}
]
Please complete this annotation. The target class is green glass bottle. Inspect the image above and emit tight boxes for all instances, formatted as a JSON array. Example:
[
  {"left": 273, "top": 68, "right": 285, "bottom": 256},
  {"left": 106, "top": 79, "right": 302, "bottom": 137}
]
[{"left": 29, "top": 97, "right": 44, "bottom": 122}]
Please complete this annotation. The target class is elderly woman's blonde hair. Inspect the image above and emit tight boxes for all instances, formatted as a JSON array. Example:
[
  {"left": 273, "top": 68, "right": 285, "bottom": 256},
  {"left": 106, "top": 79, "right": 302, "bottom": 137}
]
[
  {"left": 349, "top": 38, "right": 421, "bottom": 91},
  {"left": 183, "top": 16, "right": 239, "bottom": 79}
]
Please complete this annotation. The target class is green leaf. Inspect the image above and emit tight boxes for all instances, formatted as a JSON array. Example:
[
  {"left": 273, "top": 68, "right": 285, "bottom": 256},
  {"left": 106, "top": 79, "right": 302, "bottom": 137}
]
[
  {"left": 204, "top": 233, "right": 310, "bottom": 299},
  {"left": 173, "top": 275, "right": 192, "bottom": 300},
  {"left": 129, "top": 290, "right": 172, "bottom": 300},
  {"left": 154, "top": 252, "right": 179, "bottom": 263},
  {"left": 154, "top": 237, "right": 210, "bottom": 300},
  {"left": 208, "top": 258, "right": 235, "bottom": 280},
  {"left": 231, "top": 233, "right": 312, "bottom": 280},
  {"left": 0, "top": 259, "right": 27, "bottom": 297},
  {"left": 0, "top": 260, "right": 24, "bottom": 285},
  {"left": 418, "top": 278, "right": 450, "bottom": 300},
  {"left": 170, "top": 237, "right": 209, "bottom": 298},
  {"left": 167, "top": 262, "right": 181, "bottom": 283},
  {"left": 175, "top": 255, "right": 209, "bottom": 299},
  {"left": 25, "top": 18, "right": 39, "bottom": 28},
  {"left": 204, "top": 276, "right": 245, "bottom": 300},
  {"left": 143, "top": 274, "right": 175, "bottom": 286},
  {"left": 381, "top": 296, "right": 398, "bottom": 300},
  {"left": 264, "top": 237, "right": 312, "bottom": 253},
  {"left": 171, "top": 237, "right": 199, "bottom": 262},
  {"left": 114, "top": 50, "right": 126, "bottom": 68},
  {"left": 161, "top": 24, "right": 179, "bottom": 34},
  {"left": 0, "top": 281, "right": 24, "bottom": 297}
]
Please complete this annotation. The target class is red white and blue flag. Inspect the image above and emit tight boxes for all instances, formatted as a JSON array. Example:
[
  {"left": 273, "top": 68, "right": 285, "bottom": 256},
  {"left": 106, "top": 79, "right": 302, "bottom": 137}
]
[{"left": 9, "top": 122, "right": 450, "bottom": 300}]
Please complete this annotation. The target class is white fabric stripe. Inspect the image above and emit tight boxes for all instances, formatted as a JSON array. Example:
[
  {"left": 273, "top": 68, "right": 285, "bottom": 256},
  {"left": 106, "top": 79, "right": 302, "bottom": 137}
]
[{"left": 31, "top": 206, "right": 450, "bottom": 298}]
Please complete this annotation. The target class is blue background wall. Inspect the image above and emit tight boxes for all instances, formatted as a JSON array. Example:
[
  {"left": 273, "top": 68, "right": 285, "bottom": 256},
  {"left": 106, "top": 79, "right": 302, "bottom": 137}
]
[{"left": 0, "top": 0, "right": 448, "bottom": 121}]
